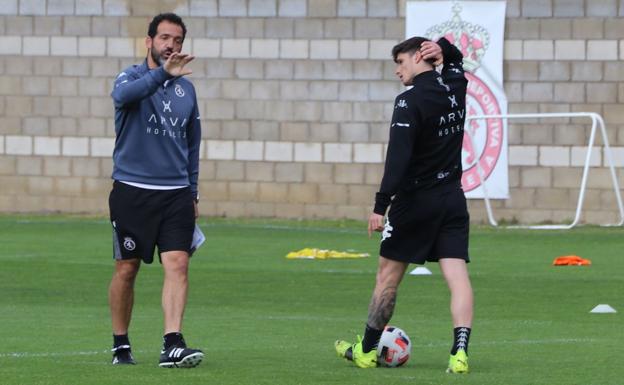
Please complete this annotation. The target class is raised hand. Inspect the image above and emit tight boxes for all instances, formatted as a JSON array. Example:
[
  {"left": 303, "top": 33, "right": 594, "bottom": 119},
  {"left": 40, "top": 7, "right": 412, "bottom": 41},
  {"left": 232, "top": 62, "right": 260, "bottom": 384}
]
[{"left": 163, "top": 52, "right": 195, "bottom": 77}]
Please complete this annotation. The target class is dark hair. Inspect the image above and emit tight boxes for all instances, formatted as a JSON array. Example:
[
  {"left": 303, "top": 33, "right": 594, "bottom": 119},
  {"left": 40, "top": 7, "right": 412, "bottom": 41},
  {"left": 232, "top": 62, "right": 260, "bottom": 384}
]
[
  {"left": 148, "top": 13, "right": 187, "bottom": 41},
  {"left": 392, "top": 36, "right": 432, "bottom": 63}
]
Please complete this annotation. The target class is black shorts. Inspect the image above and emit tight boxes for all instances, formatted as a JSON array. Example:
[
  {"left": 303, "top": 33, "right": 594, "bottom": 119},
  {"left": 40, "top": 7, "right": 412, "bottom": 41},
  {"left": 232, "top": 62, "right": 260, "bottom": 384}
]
[
  {"left": 109, "top": 181, "right": 195, "bottom": 264},
  {"left": 379, "top": 184, "right": 469, "bottom": 264}
]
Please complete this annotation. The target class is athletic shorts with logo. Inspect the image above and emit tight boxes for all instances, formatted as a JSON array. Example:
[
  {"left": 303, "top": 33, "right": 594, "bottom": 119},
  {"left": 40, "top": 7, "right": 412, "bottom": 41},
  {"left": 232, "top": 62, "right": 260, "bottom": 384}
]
[
  {"left": 109, "top": 181, "right": 195, "bottom": 264},
  {"left": 380, "top": 183, "right": 469, "bottom": 264}
]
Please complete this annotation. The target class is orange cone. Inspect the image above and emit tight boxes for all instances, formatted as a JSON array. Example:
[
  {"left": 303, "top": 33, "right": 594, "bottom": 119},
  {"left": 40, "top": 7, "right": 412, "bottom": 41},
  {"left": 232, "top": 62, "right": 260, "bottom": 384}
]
[{"left": 552, "top": 255, "right": 591, "bottom": 266}]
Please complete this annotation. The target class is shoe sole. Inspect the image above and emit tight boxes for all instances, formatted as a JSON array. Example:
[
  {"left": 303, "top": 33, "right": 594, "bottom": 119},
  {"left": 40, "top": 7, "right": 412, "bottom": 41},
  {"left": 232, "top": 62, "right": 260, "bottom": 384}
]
[
  {"left": 112, "top": 349, "right": 136, "bottom": 365},
  {"left": 354, "top": 362, "right": 377, "bottom": 368},
  {"left": 446, "top": 367, "right": 469, "bottom": 374},
  {"left": 112, "top": 356, "right": 136, "bottom": 365},
  {"left": 159, "top": 352, "right": 204, "bottom": 368}
]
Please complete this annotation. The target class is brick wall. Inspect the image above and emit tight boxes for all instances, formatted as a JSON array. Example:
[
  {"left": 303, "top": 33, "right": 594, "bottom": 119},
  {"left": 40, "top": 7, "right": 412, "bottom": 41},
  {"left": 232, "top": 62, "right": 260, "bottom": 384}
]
[{"left": 1, "top": 0, "right": 623, "bottom": 224}]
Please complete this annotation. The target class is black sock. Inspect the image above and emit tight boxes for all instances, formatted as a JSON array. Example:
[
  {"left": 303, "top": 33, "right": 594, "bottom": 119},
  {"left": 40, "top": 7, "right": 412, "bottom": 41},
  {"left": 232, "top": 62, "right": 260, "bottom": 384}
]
[
  {"left": 451, "top": 327, "right": 471, "bottom": 355},
  {"left": 113, "top": 334, "right": 130, "bottom": 351},
  {"left": 163, "top": 332, "right": 185, "bottom": 349},
  {"left": 362, "top": 324, "right": 384, "bottom": 353}
]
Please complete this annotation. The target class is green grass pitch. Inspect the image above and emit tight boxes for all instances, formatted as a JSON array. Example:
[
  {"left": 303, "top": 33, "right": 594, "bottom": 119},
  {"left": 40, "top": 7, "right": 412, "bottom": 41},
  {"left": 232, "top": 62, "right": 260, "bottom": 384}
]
[{"left": 0, "top": 215, "right": 621, "bottom": 385}]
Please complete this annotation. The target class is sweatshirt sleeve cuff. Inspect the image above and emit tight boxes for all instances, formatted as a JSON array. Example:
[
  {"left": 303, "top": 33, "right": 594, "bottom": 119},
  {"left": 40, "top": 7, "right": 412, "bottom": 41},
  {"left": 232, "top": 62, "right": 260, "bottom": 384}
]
[
  {"left": 150, "top": 66, "right": 174, "bottom": 85},
  {"left": 374, "top": 192, "right": 391, "bottom": 215}
]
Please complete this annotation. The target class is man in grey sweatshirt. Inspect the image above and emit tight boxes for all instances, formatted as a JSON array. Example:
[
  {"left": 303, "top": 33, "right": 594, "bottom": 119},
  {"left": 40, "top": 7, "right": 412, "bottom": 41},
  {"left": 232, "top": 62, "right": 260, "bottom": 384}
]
[{"left": 108, "top": 13, "right": 203, "bottom": 369}]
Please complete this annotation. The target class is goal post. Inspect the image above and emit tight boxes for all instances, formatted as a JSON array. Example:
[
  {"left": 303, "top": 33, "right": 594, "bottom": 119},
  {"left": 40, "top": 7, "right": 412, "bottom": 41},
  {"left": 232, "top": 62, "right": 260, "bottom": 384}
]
[{"left": 464, "top": 112, "right": 624, "bottom": 229}]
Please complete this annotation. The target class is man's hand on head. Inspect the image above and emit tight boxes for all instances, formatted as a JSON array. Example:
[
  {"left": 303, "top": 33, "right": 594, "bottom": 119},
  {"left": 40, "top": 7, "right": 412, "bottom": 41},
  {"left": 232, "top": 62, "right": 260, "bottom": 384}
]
[{"left": 420, "top": 41, "right": 443, "bottom": 66}]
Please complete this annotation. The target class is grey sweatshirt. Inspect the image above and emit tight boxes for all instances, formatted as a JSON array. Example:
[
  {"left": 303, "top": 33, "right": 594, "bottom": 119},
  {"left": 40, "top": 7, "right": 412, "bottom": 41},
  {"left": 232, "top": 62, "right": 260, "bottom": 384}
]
[{"left": 110, "top": 60, "right": 201, "bottom": 199}]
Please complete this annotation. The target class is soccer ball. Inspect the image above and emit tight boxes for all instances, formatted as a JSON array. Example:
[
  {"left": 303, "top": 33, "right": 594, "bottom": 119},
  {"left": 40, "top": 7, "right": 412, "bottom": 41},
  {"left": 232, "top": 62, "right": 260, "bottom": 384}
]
[{"left": 377, "top": 326, "right": 411, "bottom": 367}]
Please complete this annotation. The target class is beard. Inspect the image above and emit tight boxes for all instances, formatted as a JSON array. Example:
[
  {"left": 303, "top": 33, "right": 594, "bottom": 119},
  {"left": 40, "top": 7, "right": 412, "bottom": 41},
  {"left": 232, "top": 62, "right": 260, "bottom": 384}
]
[{"left": 150, "top": 46, "right": 172, "bottom": 67}]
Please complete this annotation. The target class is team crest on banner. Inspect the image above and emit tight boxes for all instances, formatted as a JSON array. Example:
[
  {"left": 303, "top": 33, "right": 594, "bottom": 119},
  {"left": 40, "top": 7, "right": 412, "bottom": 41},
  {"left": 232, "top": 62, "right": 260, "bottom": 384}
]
[{"left": 406, "top": 1, "right": 508, "bottom": 198}]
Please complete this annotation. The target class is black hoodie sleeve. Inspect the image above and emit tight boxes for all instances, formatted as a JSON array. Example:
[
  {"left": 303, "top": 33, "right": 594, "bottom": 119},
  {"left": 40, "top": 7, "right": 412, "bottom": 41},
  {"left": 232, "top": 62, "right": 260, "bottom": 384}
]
[
  {"left": 373, "top": 95, "right": 420, "bottom": 215},
  {"left": 438, "top": 37, "right": 466, "bottom": 80}
]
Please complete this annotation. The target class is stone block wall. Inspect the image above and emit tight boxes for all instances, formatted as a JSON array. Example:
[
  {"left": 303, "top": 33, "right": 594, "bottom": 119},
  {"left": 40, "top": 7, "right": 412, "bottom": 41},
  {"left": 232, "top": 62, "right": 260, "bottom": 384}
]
[{"left": 1, "top": 0, "right": 624, "bottom": 224}]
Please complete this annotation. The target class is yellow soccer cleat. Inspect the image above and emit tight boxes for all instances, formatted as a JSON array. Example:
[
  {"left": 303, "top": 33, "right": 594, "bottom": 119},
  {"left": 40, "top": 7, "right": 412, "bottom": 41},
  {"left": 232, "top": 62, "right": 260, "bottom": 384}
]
[
  {"left": 335, "top": 339, "right": 353, "bottom": 359},
  {"left": 447, "top": 349, "right": 469, "bottom": 374},
  {"left": 334, "top": 336, "right": 377, "bottom": 368}
]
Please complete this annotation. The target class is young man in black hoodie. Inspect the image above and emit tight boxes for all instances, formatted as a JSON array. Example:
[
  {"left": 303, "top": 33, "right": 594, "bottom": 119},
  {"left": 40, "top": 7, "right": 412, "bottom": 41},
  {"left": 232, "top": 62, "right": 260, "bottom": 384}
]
[{"left": 336, "top": 37, "right": 473, "bottom": 374}]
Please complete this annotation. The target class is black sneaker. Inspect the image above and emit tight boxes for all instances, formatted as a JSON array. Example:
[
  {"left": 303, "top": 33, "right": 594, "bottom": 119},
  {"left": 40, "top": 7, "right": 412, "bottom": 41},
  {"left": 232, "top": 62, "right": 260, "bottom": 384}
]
[
  {"left": 159, "top": 345, "right": 204, "bottom": 368},
  {"left": 111, "top": 345, "right": 136, "bottom": 365}
]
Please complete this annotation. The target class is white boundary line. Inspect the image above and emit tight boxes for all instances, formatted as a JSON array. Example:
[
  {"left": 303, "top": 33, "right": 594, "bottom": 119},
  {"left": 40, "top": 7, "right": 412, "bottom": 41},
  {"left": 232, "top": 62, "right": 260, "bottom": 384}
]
[
  {"left": 0, "top": 338, "right": 599, "bottom": 359},
  {"left": 8, "top": 219, "right": 367, "bottom": 235},
  {"left": 420, "top": 337, "right": 597, "bottom": 348},
  {"left": 0, "top": 350, "right": 109, "bottom": 358}
]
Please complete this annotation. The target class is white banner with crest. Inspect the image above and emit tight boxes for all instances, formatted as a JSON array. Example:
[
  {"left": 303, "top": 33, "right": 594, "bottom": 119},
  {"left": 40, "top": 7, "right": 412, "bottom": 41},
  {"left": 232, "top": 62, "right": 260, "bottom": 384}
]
[{"left": 406, "top": 0, "right": 508, "bottom": 198}]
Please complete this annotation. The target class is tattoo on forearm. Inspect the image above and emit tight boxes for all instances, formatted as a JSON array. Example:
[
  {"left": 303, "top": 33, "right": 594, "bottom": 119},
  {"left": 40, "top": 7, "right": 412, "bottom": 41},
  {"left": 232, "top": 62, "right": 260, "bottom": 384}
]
[{"left": 367, "top": 286, "right": 397, "bottom": 329}]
